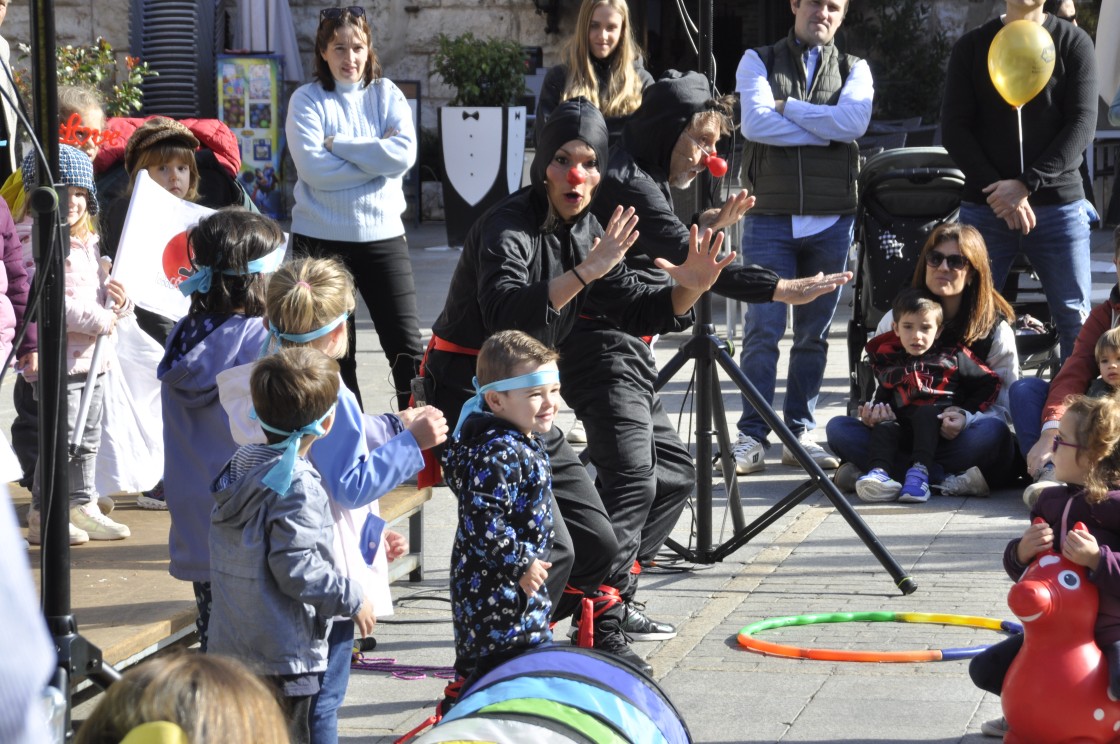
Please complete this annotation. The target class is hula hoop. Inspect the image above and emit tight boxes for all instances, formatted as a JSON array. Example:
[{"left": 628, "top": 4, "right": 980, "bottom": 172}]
[{"left": 737, "top": 611, "right": 1022, "bottom": 663}]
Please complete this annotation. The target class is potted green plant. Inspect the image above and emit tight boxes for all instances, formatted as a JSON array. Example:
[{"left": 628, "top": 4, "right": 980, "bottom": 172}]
[{"left": 432, "top": 32, "right": 529, "bottom": 246}]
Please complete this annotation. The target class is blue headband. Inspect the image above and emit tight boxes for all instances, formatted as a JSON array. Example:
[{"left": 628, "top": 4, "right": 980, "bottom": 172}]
[
  {"left": 260, "top": 311, "right": 350, "bottom": 357},
  {"left": 178, "top": 242, "right": 287, "bottom": 296},
  {"left": 453, "top": 369, "right": 561, "bottom": 436},
  {"left": 253, "top": 403, "right": 337, "bottom": 495}
]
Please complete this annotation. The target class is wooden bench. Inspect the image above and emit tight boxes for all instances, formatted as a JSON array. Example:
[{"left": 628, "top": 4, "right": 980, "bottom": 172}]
[
  {"left": 379, "top": 484, "right": 433, "bottom": 582},
  {"left": 12, "top": 481, "right": 433, "bottom": 681}
]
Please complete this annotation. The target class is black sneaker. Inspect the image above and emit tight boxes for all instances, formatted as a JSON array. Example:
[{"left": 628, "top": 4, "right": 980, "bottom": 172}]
[
  {"left": 621, "top": 600, "right": 677, "bottom": 641},
  {"left": 596, "top": 627, "right": 653, "bottom": 675}
]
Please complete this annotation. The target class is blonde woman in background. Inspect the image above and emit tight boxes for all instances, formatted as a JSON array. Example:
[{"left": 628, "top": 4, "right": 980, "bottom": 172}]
[{"left": 535, "top": 0, "right": 653, "bottom": 147}]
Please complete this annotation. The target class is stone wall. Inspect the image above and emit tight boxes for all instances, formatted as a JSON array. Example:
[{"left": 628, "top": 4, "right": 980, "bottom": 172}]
[
  {"left": 4, "top": 2, "right": 130, "bottom": 58},
  {"left": 4, "top": 0, "right": 1018, "bottom": 136}
]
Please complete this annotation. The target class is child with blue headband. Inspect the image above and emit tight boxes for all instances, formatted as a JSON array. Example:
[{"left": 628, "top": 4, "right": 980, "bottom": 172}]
[
  {"left": 440, "top": 330, "right": 561, "bottom": 709},
  {"left": 208, "top": 346, "right": 375, "bottom": 744},
  {"left": 157, "top": 206, "right": 285, "bottom": 650},
  {"left": 216, "top": 256, "right": 447, "bottom": 744}
]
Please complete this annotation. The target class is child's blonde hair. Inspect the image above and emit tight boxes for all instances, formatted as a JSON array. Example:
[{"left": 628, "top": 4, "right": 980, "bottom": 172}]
[
  {"left": 58, "top": 84, "right": 104, "bottom": 124},
  {"left": 73, "top": 652, "right": 290, "bottom": 744},
  {"left": 1064, "top": 394, "right": 1120, "bottom": 504},
  {"left": 1095, "top": 327, "right": 1120, "bottom": 365},
  {"left": 265, "top": 257, "right": 356, "bottom": 356}
]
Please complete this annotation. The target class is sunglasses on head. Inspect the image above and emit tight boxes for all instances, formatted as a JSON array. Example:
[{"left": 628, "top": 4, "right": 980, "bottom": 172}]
[
  {"left": 320, "top": 5, "right": 365, "bottom": 22},
  {"left": 1052, "top": 433, "right": 1084, "bottom": 453},
  {"left": 925, "top": 250, "right": 970, "bottom": 271}
]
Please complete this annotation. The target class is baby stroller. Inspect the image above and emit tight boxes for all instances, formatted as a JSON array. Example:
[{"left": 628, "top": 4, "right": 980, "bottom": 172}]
[{"left": 845, "top": 147, "right": 1059, "bottom": 416}]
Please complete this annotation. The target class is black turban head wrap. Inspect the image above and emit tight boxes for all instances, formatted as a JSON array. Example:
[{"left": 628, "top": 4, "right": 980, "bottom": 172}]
[{"left": 530, "top": 97, "right": 609, "bottom": 219}]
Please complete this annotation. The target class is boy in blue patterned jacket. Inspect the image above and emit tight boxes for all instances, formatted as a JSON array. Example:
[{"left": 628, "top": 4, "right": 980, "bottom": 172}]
[{"left": 441, "top": 330, "right": 561, "bottom": 700}]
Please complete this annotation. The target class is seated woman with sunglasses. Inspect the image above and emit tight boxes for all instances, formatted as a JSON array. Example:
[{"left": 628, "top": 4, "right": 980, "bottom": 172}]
[
  {"left": 1011, "top": 225, "right": 1120, "bottom": 509},
  {"left": 826, "top": 223, "right": 1021, "bottom": 497},
  {"left": 285, "top": 5, "right": 422, "bottom": 412}
]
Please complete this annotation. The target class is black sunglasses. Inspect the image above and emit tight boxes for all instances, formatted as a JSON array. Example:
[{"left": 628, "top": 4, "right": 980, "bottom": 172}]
[
  {"left": 925, "top": 250, "right": 970, "bottom": 271},
  {"left": 320, "top": 6, "right": 365, "bottom": 22}
]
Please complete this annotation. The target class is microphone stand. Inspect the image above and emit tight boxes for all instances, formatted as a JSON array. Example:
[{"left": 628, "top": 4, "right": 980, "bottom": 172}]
[
  {"left": 30, "top": 1, "right": 120, "bottom": 738},
  {"left": 657, "top": 0, "right": 916, "bottom": 596}
]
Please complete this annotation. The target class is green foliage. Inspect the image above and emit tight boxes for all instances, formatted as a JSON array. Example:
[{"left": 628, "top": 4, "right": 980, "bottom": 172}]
[
  {"left": 431, "top": 32, "right": 528, "bottom": 107},
  {"left": 845, "top": 0, "right": 951, "bottom": 124},
  {"left": 16, "top": 37, "right": 158, "bottom": 117}
]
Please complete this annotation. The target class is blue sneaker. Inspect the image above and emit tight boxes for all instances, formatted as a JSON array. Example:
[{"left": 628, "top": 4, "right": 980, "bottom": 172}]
[
  {"left": 855, "top": 468, "right": 901, "bottom": 502},
  {"left": 898, "top": 465, "right": 931, "bottom": 504}
]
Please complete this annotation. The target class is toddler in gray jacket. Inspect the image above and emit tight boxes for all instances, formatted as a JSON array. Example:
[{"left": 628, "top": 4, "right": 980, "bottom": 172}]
[{"left": 207, "top": 347, "right": 375, "bottom": 744}]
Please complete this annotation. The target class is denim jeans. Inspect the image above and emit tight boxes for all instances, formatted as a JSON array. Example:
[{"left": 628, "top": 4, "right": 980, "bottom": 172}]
[
  {"left": 31, "top": 375, "right": 104, "bottom": 511},
  {"left": 959, "top": 200, "right": 1092, "bottom": 361},
  {"left": 737, "top": 215, "right": 853, "bottom": 440},
  {"left": 309, "top": 618, "right": 354, "bottom": 744},
  {"left": 825, "top": 413, "right": 1019, "bottom": 487},
  {"left": 1008, "top": 377, "right": 1049, "bottom": 459}
]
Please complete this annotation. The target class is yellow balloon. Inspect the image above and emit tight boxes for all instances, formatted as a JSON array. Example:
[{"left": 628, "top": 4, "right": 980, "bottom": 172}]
[{"left": 988, "top": 20, "right": 1056, "bottom": 107}]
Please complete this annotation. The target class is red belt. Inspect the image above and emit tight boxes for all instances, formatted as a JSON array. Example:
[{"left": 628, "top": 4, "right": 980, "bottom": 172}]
[{"left": 416, "top": 335, "right": 480, "bottom": 488}]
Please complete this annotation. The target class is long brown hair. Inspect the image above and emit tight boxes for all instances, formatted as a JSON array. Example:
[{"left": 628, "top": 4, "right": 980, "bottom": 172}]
[
  {"left": 910, "top": 222, "right": 1014, "bottom": 346},
  {"left": 1064, "top": 394, "right": 1120, "bottom": 504},
  {"left": 312, "top": 8, "right": 381, "bottom": 90},
  {"left": 560, "top": 0, "right": 645, "bottom": 118}
]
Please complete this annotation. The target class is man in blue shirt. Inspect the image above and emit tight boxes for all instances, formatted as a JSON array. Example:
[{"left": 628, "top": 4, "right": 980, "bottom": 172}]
[{"left": 732, "top": 0, "right": 873, "bottom": 476}]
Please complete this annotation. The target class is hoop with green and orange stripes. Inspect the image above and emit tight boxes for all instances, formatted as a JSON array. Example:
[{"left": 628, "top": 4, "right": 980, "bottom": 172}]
[{"left": 736, "top": 611, "right": 1022, "bottom": 663}]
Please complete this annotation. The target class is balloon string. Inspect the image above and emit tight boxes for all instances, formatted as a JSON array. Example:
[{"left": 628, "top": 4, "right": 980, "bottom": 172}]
[{"left": 1016, "top": 106, "right": 1024, "bottom": 174}]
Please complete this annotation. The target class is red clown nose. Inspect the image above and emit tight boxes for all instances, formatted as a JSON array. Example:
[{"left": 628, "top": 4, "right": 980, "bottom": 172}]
[
  {"left": 704, "top": 154, "right": 728, "bottom": 178},
  {"left": 567, "top": 167, "right": 586, "bottom": 186}
]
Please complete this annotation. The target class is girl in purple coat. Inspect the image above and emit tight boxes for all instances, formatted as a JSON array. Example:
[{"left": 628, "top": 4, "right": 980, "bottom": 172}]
[
  {"left": 158, "top": 207, "right": 284, "bottom": 650},
  {"left": 972, "top": 393, "right": 1120, "bottom": 736}
]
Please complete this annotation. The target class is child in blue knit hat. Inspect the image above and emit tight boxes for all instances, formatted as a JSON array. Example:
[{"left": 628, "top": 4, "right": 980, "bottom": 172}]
[{"left": 22, "top": 144, "right": 136, "bottom": 546}]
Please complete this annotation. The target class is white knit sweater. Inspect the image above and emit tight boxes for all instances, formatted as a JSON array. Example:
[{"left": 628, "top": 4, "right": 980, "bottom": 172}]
[{"left": 286, "top": 78, "right": 416, "bottom": 242}]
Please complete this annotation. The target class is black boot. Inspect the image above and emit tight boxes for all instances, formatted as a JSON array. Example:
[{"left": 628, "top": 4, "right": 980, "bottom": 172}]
[
  {"left": 620, "top": 598, "right": 677, "bottom": 641},
  {"left": 580, "top": 586, "right": 653, "bottom": 675},
  {"left": 620, "top": 565, "right": 677, "bottom": 641}
]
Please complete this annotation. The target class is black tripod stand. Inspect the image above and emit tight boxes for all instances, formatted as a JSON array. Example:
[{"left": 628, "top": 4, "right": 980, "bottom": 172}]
[
  {"left": 656, "top": 291, "right": 916, "bottom": 595},
  {"left": 655, "top": 0, "right": 914, "bottom": 595},
  {"left": 27, "top": 2, "right": 121, "bottom": 737}
]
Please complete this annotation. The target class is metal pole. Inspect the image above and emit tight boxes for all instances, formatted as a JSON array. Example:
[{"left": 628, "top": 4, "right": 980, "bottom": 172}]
[{"left": 30, "top": 2, "right": 120, "bottom": 737}]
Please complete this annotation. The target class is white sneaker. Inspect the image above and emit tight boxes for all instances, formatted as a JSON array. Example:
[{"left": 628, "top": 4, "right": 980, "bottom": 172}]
[
  {"left": 782, "top": 433, "right": 840, "bottom": 470},
  {"left": 70, "top": 502, "right": 130, "bottom": 540},
  {"left": 939, "top": 466, "right": 990, "bottom": 497},
  {"left": 733, "top": 433, "right": 766, "bottom": 474},
  {"left": 26, "top": 507, "right": 89, "bottom": 546},
  {"left": 855, "top": 468, "right": 902, "bottom": 502},
  {"left": 979, "top": 715, "right": 1008, "bottom": 737},
  {"left": 566, "top": 419, "right": 587, "bottom": 445},
  {"left": 1022, "top": 463, "right": 1060, "bottom": 509}
]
